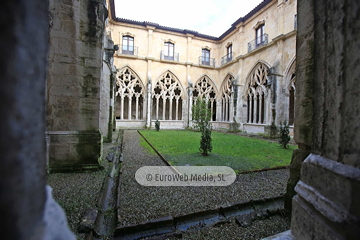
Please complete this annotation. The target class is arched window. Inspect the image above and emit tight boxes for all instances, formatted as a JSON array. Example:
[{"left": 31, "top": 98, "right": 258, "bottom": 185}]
[
  {"left": 288, "top": 72, "right": 296, "bottom": 125},
  {"left": 152, "top": 72, "right": 183, "bottom": 120},
  {"left": 220, "top": 75, "right": 234, "bottom": 122},
  {"left": 192, "top": 76, "right": 217, "bottom": 121},
  {"left": 246, "top": 63, "right": 268, "bottom": 124},
  {"left": 115, "top": 67, "right": 144, "bottom": 120}
]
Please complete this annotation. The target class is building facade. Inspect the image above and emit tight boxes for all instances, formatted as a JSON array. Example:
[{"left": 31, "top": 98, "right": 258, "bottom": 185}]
[{"left": 108, "top": 0, "right": 297, "bottom": 134}]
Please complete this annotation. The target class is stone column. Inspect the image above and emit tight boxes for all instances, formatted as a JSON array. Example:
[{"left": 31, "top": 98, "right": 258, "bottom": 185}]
[
  {"left": 289, "top": 0, "right": 360, "bottom": 239},
  {"left": 47, "top": 0, "right": 107, "bottom": 172},
  {"left": 216, "top": 99, "right": 222, "bottom": 122},
  {"left": 146, "top": 78, "right": 152, "bottom": 127},
  {"left": 186, "top": 64, "right": 192, "bottom": 127},
  {"left": 277, "top": 0, "right": 285, "bottom": 34},
  {"left": 146, "top": 26, "right": 155, "bottom": 58},
  {"left": 1, "top": 0, "right": 74, "bottom": 239}
]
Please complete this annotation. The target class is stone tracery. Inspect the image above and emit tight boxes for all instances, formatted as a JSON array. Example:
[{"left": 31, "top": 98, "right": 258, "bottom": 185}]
[
  {"left": 115, "top": 67, "right": 145, "bottom": 120},
  {"left": 220, "top": 75, "right": 234, "bottom": 122},
  {"left": 152, "top": 71, "right": 183, "bottom": 120},
  {"left": 192, "top": 76, "right": 217, "bottom": 121},
  {"left": 246, "top": 63, "right": 268, "bottom": 124}
]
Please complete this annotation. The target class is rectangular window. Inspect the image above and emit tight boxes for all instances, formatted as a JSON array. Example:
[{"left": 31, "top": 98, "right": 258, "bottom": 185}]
[
  {"left": 122, "top": 36, "right": 134, "bottom": 55},
  {"left": 256, "top": 25, "right": 265, "bottom": 46},
  {"left": 164, "top": 42, "right": 174, "bottom": 60},
  {"left": 227, "top": 44, "right": 232, "bottom": 61},
  {"left": 202, "top": 49, "right": 210, "bottom": 65}
]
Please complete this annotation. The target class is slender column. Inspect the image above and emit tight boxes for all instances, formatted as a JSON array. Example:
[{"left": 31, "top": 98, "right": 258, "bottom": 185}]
[
  {"left": 249, "top": 96, "right": 253, "bottom": 123},
  {"left": 225, "top": 100, "right": 228, "bottom": 121},
  {"left": 216, "top": 99, "right": 221, "bottom": 122},
  {"left": 175, "top": 98, "right": 179, "bottom": 120},
  {"left": 210, "top": 100, "right": 214, "bottom": 120},
  {"left": 221, "top": 99, "right": 225, "bottom": 121},
  {"left": 162, "top": 98, "right": 166, "bottom": 120},
  {"left": 128, "top": 96, "right": 132, "bottom": 120},
  {"left": 156, "top": 97, "right": 159, "bottom": 120},
  {"left": 253, "top": 96, "right": 258, "bottom": 123},
  {"left": 169, "top": 98, "right": 173, "bottom": 120},
  {"left": 229, "top": 90, "right": 234, "bottom": 122},
  {"left": 146, "top": 80, "right": 152, "bottom": 126},
  {"left": 259, "top": 94, "right": 263, "bottom": 123},
  {"left": 120, "top": 96, "right": 124, "bottom": 120},
  {"left": 135, "top": 96, "right": 139, "bottom": 120}
]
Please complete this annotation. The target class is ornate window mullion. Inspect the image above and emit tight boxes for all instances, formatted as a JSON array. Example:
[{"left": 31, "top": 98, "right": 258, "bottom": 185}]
[
  {"left": 162, "top": 97, "right": 166, "bottom": 120},
  {"left": 120, "top": 96, "right": 124, "bottom": 120},
  {"left": 169, "top": 98, "right": 173, "bottom": 120},
  {"left": 128, "top": 95, "right": 132, "bottom": 120},
  {"left": 175, "top": 98, "right": 179, "bottom": 120},
  {"left": 135, "top": 95, "right": 139, "bottom": 120}
]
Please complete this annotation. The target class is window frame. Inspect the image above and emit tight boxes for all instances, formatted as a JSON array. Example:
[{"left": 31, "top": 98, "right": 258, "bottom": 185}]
[
  {"left": 226, "top": 44, "right": 232, "bottom": 61},
  {"left": 164, "top": 42, "right": 175, "bottom": 60},
  {"left": 122, "top": 35, "right": 134, "bottom": 55},
  {"left": 201, "top": 49, "right": 210, "bottom": 65},
  {"left": 255, "top": 24, "right": 265, "bottom": 46}
]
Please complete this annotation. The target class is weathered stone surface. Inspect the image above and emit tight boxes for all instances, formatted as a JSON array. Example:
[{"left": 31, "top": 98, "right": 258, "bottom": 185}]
[
  {"left": 291, "top": 195, "right": 343, "bottom": 240},
  {"left": 78, "top": 209, "right": 98, "bottom": 233},
  {"left": 290, "top": 0, "right": 360, "bottom": 239},
  {"left": 284, "top": 148, "right": 311, "bottom": 211},
  {"left": 47, "top": 0, "right": 110, "bottom": 171}
]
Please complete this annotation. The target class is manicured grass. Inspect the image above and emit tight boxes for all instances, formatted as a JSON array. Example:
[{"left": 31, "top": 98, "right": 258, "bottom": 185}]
[{"left": 139, "top": 130, "right": 296, "bottom": 172}]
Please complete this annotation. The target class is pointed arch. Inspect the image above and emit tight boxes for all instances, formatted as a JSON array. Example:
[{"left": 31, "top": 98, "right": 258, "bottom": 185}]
[
  {"left": 220, "top": 74, "right": 235, "bottom": 122},
  {"left": 152, "top": 70, "right": 184, "bottom": 120},
  {"left": 115, "top": 66, "right": 145, "bottom": 120},
  {"left": 284, "top": 57, "right": 296, "bottom": 125},
  {"left": 245, "top": 62, "right": 270, "bottom": 124},
  {"left": 285, "top": 57, "right": 296, "bottom": 91},
  {"left": 192, "top": 75, "right": 218, "bottom": 121}
]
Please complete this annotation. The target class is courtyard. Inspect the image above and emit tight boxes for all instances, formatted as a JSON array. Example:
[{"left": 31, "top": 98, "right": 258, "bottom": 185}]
[{"left": 49, "top": 129, "right": 292, "bottom": 239}]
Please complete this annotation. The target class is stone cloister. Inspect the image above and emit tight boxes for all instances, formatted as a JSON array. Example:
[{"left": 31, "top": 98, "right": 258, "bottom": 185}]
[
  {"left": 109, "top": 0, "right": 298, "bottom": 133},
  {"left": 1, "top": 0, "right": 359, "bottom": 239}
]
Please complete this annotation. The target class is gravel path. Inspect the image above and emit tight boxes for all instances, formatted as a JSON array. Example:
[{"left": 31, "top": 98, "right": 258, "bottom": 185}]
[
  {"left": 118, "top": 130, "right": 290, "bottom": 228},
  {"left": 168, "top": 215, "right": 291, "bottom": 240},
  {"left": 47, "top": 132, "right": 118, "bottom": 239}
]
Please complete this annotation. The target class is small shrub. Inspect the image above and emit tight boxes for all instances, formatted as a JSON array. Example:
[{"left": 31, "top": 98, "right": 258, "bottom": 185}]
[
  {"left": 279, "top": 121, "right": 291, "bottom": 149},
  {"left": 192, "top": 97, "right": 212, "bottom": 156},
  {"left": 155, "top": 120, "right": 160, "bottom": 131}
]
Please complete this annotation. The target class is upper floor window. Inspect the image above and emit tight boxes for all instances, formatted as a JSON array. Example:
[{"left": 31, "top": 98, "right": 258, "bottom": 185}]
[
  {"left": 164, "top": 42, "right": 174, "bottom": 60},
  {"left": 227, "top": 44, "right": 233, "bottom": 60},
  {"left": 122, "top": 36, "right": 134, "bottom": 55},
  {"left": 201, "top": 49, "right": 210, "bottom": 65},
  {"left": 256, "top": 24, "right": 265, "bottom": 46}
]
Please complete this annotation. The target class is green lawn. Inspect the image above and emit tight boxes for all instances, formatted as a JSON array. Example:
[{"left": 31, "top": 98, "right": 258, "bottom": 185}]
[{"left": 139, "top": 130, "right": 296, "bottom": 173}]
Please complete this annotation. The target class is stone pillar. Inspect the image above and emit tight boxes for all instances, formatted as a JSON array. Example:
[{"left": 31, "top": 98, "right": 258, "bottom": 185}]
[
  {"left": 47, "top": 0, "right": 107, "bottom": 172},
  {"left": 186, "top": 64, "right": 192, "bottom": 127},
  {"left": 1, "top": 0, "right": 74, "bottom": 239},
  {"left": 146, "top": 26, "right": 155, "bottom": 58},
  {"left": 289, "top": 0, "right": 360, "bottom": 239},
  {"left": 277, "top": 0, "right": 285, "bottom": 34},
  {"left": 187, "top": 83, "right": 193, "bottom": 128},
  {"left": 100, "top": 34, "right": 116, "bottom": 142},
  {"left": 146, "top": 78, "right": 152, "bottom": 127}
]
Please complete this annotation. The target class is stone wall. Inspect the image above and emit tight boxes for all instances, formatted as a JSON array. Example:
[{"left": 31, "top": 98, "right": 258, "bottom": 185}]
[
  {"left": 289, "top": 0, "right": 360, "bottom": 238},
  {"left": 47, "top": 0, "right": 108, "bottom": 172}
]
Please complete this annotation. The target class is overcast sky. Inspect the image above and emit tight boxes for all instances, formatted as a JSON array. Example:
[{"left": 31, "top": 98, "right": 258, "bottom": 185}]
[{"left": 114, "top": 0, "right": 264, "bottom": 37}]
